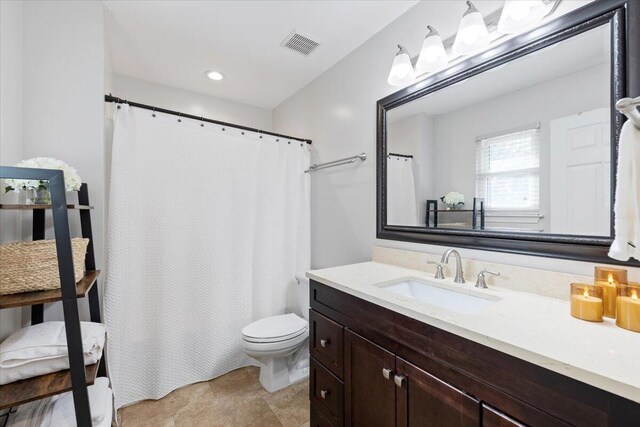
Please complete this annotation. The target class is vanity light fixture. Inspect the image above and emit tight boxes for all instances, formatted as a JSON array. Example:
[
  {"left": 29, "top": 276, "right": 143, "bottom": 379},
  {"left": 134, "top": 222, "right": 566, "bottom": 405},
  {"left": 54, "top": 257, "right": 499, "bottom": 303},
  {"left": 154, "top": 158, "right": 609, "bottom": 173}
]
[
  {"left": 497, "top": 1, "right": 547, "bottom": 34},
  {"left": 452, "top": 1, "right": 490, "bottom": 56},
  {"left": 387, "top": 0, "right": 559, "bottom": 86},
  {"left": 387, "top": 44, "right": 416, "bottom": 86},
  {"left": 416, "top": 26, "right": 448, "bottom": 74},
  {"left": 205, "top": 70, "right": 224, "bottom": 81}
]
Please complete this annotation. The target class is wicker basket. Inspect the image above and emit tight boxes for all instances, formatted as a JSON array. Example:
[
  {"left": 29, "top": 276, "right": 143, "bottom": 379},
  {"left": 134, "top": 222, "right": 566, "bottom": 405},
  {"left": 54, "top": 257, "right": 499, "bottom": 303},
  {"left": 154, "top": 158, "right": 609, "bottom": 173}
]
[{"left": 0, "top": 238, "right": 89, "bottom": 295}]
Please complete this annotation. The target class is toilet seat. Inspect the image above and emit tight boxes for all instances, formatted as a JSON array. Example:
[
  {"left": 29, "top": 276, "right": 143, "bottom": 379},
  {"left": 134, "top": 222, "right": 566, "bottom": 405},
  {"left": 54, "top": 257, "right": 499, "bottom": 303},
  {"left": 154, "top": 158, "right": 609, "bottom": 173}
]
[{"left": 242, "top": 313, "right": 308, "bottom": 344}]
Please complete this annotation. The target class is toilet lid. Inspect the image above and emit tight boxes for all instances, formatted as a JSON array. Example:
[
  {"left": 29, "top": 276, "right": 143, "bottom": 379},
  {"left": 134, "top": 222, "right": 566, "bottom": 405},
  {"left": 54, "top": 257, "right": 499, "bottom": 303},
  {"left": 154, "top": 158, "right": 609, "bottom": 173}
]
[{"left": 242, "top": 313, "right": 308, "bottom": 343}]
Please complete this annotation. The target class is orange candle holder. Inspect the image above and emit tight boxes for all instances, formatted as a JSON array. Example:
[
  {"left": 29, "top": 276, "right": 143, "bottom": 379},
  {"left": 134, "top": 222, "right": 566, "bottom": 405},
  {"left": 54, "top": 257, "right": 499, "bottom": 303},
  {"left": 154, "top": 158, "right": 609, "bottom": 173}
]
[
  {"left": 616, "top": 282, "right": 640, "bottom": 332},
  {"left": 594, "top": 267, "right": 628, "bottom": 318},
  {"left": 570, "top": 283, "right": 603, "bottom": 322}
]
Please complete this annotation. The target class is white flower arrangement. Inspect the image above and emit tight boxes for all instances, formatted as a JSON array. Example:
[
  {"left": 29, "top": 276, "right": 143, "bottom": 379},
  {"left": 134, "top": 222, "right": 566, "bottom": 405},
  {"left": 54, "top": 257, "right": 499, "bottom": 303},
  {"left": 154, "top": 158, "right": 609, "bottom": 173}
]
[
  {"left": 4, "top": 157, "right": 82, "bottom": 193},
  {"left": 440, "top": 191, "right": 465, "bottom": 208}
]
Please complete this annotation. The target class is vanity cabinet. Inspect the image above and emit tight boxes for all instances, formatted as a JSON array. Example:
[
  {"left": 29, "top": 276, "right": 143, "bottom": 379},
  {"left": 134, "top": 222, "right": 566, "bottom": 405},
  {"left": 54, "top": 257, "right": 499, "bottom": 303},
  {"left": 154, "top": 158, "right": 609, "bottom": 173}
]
[
  {"left": 344, "top": 330, "right": 480, "bottom": 426},
  {"left": 309, "top": 280, "right": 640, "bottom": 427}
]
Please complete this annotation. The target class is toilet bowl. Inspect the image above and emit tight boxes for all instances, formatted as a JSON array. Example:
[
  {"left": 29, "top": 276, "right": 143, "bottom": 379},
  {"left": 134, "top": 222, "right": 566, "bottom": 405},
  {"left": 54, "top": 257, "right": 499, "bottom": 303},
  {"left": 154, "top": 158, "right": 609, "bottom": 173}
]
[{"left": 241, "top": 273, "right": 310, "bottom": 392}]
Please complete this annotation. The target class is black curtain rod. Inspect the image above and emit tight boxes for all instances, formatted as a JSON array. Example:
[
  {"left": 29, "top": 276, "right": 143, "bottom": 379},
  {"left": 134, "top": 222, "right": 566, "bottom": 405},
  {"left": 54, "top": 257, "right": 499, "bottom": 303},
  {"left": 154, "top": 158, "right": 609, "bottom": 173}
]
[
  {"left": 104, "top": 94, "right": 312, "bottom": 145},
  {"left": 388, "top": 152, "right": 413, "bottom": 158}
]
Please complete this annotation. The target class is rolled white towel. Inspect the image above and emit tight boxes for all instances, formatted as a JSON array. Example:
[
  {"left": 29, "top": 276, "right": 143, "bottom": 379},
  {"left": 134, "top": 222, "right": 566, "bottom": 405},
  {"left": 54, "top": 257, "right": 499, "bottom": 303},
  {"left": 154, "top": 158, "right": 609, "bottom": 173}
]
[
  {"left": 0, "top": 322, "right": 106, "bottom": 385},
  {"left": 6, "top": 378, "right": 112, "bottom": 427}
]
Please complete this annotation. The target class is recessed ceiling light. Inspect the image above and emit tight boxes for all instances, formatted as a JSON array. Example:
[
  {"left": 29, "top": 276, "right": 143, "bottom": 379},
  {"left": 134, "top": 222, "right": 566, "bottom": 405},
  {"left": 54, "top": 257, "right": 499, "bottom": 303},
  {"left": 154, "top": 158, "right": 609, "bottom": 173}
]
[{"left": 205, "top": 70, "right": 224, "bottom": 81}]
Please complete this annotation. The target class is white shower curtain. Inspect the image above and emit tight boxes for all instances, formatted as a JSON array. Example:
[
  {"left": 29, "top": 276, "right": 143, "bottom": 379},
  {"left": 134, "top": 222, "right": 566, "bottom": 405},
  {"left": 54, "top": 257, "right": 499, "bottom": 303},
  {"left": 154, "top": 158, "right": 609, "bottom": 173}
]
[
  {"left": 104, "top": 105, "right": 310, "bottom": 408},
  {"left": 387, "top": 156, "right": 419, "bottom": 226}
]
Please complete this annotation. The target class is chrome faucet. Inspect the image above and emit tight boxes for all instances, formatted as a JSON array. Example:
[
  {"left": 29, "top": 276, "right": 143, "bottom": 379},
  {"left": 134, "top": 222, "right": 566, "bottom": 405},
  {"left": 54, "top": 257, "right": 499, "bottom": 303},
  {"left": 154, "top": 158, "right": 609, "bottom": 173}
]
[
  {"left": 475, "top": 269, "right": 500, "bottom": 289},
  {"left": 427, "top": 261, "right": 445, "bottom": 279},
  {"left": 441, "top": 249, "right": 465, "bottom": 284}
]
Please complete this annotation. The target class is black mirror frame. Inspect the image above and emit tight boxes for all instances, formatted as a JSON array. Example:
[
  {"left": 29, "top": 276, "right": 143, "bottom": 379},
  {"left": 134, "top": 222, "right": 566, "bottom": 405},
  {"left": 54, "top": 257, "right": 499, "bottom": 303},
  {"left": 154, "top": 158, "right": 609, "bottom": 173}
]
[{"left": 377, "top": 0, "right": 640, "bottom": 266}]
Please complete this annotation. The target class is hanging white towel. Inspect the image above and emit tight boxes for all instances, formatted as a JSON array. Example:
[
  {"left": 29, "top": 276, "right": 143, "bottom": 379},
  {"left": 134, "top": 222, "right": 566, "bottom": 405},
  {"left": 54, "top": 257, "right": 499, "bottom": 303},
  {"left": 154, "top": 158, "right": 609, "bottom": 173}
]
[
  {"left": 609, "top": 121, "right": 640, "bottom": 261},
  {"left": 387, "top": 156, "right": 419, "bottom": 226}
]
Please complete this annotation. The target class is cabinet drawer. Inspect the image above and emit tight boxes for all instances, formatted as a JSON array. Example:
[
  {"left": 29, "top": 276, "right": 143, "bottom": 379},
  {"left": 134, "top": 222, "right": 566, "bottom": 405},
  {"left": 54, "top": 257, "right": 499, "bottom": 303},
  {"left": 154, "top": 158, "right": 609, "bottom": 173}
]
[
  {"left": 311, "top": 356, "right": 344, "bottom": 426},
  {"left": 310, "top": 310, "right": 344, "bottom": 378},
  {"left": 311, "top": 405, "right": 337, "bottom": 427}
]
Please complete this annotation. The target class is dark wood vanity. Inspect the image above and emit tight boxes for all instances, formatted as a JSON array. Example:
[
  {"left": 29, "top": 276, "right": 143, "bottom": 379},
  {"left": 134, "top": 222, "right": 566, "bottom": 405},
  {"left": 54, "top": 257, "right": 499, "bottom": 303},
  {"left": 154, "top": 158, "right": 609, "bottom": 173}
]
[{"left": 308, "top": 280, "right": 640, "bottom": 427}]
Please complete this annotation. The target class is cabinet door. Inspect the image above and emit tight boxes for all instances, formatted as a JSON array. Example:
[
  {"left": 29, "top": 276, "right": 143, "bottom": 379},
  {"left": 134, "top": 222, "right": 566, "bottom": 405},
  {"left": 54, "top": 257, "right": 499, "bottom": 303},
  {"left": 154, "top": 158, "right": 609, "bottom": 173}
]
[
  {"left": 344, "top": 330, "right": 396, "bottom": 427},
  {"left": 482, "top": 404, "right": 526, "bottom": 427},
  {"left": 396, "top": 357, "right": 480, "bottom": 427}
]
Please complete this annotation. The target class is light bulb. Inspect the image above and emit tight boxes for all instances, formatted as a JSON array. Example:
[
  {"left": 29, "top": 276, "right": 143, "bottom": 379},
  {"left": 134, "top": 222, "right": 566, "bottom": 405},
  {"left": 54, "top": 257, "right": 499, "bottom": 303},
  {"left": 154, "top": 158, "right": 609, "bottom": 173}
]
[
  {"left": 498, "top": 1, "right": 547, "bottom": 34},
  {"left": 387, "top": 45, "right": 416, "bottom": 86},
  {"left": 452, "top": 1, "right": 490, "bottom": 56},
  {"left": 416, "top": 26, "right": 448, "bottom": 74}
]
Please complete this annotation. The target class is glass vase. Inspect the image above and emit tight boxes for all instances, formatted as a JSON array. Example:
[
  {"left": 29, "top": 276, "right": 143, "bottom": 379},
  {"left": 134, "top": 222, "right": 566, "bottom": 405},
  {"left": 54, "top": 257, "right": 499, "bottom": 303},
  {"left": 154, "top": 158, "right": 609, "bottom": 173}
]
[{"left": 25, "top": 187, "right": 51, "bottom": 204}]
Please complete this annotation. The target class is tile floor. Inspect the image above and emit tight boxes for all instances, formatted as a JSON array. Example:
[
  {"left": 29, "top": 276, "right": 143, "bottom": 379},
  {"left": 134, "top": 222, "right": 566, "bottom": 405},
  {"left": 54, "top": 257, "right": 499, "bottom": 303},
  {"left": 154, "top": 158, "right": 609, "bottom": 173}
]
[{"left": 118, "top": 366, "right": 310, "bottom": 427}]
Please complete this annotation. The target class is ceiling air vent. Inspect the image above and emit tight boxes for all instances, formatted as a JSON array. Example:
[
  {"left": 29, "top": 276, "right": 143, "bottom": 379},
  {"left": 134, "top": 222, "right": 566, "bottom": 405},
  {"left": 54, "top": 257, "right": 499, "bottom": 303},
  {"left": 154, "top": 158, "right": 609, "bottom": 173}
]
[{"left": 281, "top": 30, "right": 320, "bottom": 56}]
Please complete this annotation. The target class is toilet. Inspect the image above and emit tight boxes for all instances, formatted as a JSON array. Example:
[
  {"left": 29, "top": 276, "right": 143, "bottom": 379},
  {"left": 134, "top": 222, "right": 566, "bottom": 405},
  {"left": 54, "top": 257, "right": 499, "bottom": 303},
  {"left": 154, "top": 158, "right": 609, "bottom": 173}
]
[{"left": 241, "top": 273, "right": 310, "bottom": 392}]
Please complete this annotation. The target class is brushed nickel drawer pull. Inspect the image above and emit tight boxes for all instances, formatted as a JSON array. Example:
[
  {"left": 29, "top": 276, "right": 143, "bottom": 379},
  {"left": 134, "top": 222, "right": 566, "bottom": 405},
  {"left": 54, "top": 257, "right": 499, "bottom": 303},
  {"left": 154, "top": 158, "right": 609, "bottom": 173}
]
[
  {"left": 320, "top": 389, "right": 330, "bottom": 399},
  {"left": 394, "top": 375, "right": 405, "bottom": 387},
  {"left": 382, "top": 368, "right": 393, "bottom": 380},
  {"left": 320, "top": 338, "right": 331, "bottom": 348}
]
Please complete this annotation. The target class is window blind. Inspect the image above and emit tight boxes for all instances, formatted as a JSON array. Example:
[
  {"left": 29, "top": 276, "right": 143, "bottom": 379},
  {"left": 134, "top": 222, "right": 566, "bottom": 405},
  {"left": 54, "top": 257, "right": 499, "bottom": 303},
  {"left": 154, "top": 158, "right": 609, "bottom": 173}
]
[{"left": 475, "top": 127, "right": 540, "bottom": 211}]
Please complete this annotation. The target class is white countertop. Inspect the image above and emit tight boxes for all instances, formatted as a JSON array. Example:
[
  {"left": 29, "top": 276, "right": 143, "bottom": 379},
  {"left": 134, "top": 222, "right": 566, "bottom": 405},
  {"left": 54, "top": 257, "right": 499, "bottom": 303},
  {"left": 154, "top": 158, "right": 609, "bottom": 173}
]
[{"left": 307, "top": 261, "right": 640, "bottom": 403}]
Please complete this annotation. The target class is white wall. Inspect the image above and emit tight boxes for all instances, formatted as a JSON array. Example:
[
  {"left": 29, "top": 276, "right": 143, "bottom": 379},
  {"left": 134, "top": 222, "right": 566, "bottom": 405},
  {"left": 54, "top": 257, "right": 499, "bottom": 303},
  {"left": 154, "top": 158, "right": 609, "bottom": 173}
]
[
  {"left": 111, "top": 74, "right": 273, "bottom": 131},
  {"left": 272, "top": 0, "right": 507, "bottom": 269},
  {"left": 271, "top": 0, "right": 638, "bottom": 277},
  {"left": 0, "top": 1, "right": 24, "bottom": 341},
  {"left": 2, "top": 1, "right": 106, "bottom": 325}
]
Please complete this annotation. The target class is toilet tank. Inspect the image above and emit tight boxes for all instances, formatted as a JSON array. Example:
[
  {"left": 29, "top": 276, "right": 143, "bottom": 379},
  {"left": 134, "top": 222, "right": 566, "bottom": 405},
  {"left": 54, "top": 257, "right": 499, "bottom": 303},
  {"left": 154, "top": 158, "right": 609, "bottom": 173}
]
[{"left": 295, "top": 273, "right": 310, "bottom": 321}]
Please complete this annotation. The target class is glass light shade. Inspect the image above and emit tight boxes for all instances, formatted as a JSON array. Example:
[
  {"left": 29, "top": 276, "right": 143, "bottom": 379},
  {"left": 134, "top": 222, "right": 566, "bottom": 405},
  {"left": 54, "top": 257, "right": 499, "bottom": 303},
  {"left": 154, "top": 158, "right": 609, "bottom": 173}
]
[
  {"left": 498, "top": 1, "right": 547, "bottom": 34},
  {"left": 388, "top": 45, "right": 416, "bottom": 86},
  {"left": 416, "top": 27, "right": 448, "bottom": 74},
  {"left": 452, "top": 2, "right": 490, "bottom": 56}
]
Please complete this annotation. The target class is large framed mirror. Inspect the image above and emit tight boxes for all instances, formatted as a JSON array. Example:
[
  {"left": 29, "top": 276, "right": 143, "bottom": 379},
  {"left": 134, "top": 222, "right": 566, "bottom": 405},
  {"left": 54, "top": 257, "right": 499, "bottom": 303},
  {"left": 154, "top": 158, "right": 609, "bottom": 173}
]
[{"left": 377, "top": 0, "right": 639, "bottom": 265}]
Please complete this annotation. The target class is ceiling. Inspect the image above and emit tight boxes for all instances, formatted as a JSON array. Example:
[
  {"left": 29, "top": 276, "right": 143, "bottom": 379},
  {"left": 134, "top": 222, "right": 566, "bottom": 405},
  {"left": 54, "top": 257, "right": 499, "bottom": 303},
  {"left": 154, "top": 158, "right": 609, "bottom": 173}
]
[
  {"left": 104, "top": 0, "right": 418, "bottom": 110},
  {"left": 389, "top": 23, "right": 610, "bottom": 121}
]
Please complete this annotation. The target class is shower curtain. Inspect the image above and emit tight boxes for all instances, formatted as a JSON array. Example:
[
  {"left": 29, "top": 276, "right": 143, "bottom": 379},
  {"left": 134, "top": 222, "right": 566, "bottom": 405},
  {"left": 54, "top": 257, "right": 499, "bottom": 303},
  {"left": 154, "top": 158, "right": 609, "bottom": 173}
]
[
  {"left": 387, "top": 156, "right": 419, "bottom": 226},
  {"left": 104, "top": 105, "right": 310, "bottom": 408}
]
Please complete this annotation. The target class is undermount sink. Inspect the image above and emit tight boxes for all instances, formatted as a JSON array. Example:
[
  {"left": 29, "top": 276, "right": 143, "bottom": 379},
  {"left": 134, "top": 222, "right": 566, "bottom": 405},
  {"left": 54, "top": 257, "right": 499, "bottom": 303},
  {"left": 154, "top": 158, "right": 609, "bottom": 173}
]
[{"left": 376, "top": 278, "right": 501, "bottom": 314}]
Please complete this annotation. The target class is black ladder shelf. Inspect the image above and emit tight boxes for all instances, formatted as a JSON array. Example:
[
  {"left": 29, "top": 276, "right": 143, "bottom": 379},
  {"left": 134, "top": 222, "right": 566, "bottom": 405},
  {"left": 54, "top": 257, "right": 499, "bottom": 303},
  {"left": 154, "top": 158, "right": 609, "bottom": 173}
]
[{"left": 0, "top": 166, "right": 104, "bottom": 427}]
